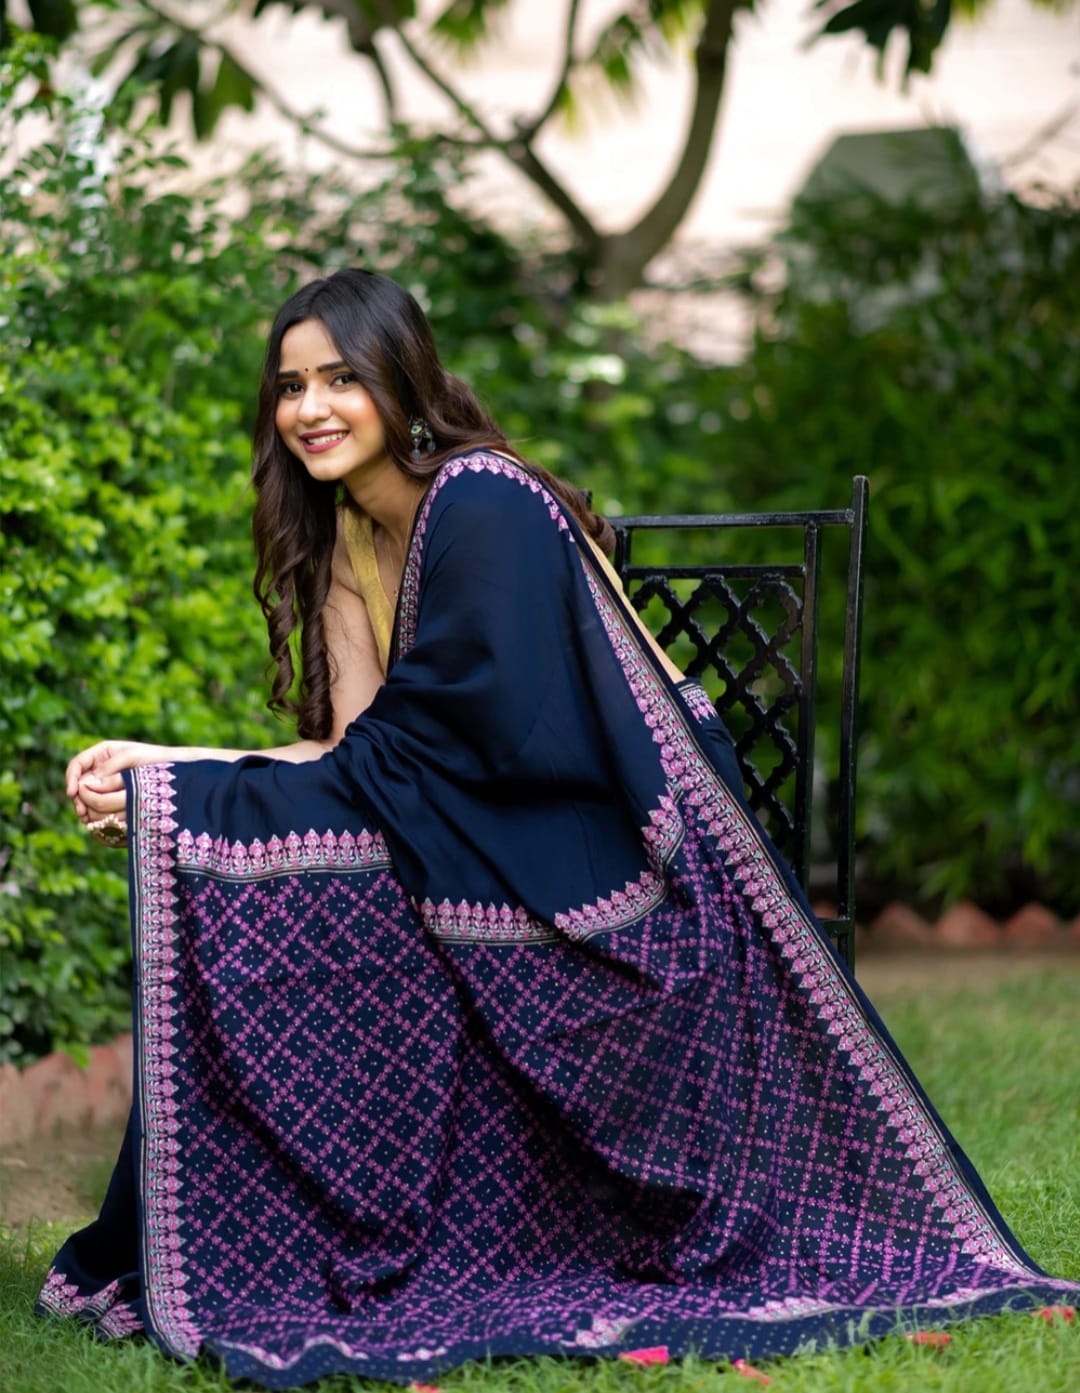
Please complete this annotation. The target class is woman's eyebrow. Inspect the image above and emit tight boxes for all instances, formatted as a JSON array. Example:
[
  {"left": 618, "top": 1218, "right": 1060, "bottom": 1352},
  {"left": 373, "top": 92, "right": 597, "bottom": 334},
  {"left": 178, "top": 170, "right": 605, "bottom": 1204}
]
[{"left": 276, "top": 360, "right": 349, "bottom": 380}]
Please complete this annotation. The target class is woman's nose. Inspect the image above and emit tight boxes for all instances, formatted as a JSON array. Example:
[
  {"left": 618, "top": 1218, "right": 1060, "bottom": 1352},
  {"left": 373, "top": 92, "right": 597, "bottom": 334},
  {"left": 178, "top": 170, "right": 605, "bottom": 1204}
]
[{"left": 297, "top": 384, "right": 332, "bottom": 423}]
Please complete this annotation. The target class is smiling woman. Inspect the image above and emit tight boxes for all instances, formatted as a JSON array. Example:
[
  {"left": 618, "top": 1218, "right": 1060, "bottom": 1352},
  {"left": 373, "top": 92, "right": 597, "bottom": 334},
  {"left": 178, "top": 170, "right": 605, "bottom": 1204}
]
[
  {"left": 270, "top": 317, "right": 426, "bottom": 678},
  {"left": 274, "top": 323, "right": 392, "bottom": 483},
  {"left": 40, "top": 268, "right": 1079, "bottom": 1390}
]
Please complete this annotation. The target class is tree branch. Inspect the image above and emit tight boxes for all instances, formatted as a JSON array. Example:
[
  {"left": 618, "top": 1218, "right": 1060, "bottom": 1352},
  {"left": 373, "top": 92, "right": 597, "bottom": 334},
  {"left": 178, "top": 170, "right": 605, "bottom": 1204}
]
[
  {"left": 131, "top": 0, "right": 393, "bottom": 161},
  {"left": 364, "top": 38, "right": 398, "bottom": 125},
  {"left": 519, "top": 0, "right": 581, "bottom": 143},
  {"left": 247, "top": 56, "right": 393, "bottom": 160},
  {"left": 373, "top": 0, "right": 602, "bottom": 256},
  {"left": 599, "top": 0, "right": 738, "bottom": 298},
  {"left": 998, "top": 100, "right": 1077, "bottom": 172},
  {"left": 370, "top": 0, "right": 500, "bottom": 143},
  {"left": 315, "top": 0, "right": 399, "bottom": 124},
  {"left": 508, "top": 137, "right": 603, "bottom": 256}
]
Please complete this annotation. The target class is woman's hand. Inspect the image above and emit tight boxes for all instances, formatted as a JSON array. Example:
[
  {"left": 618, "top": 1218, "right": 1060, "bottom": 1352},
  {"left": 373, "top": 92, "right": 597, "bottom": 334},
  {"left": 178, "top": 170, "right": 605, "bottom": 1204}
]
[{"left": 67, "top": 740, "right": 180, "bottom": 827}]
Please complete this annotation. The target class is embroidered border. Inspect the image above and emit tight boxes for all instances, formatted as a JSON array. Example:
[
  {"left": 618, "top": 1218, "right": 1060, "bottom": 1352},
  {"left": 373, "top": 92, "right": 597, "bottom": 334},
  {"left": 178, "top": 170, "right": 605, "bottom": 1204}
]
[
  {"left": 418, "top": 897, "right": 555, "bottom": 944},
  {"left": 37, "top": 1270, "right": 145, "bottom": 1338},
  {"left": 130, "top": 763, "right": 203, "bottom": 1359},
  {"left": 740, "top": 1278, "right": 1072, "bottom": 1324},
  {"left": 219, "top": 1274, "right": 1077, "bottom": 1375},
  {"left": 216, "top": 1333, "right": 370, "bottom": 1371},
  {"left": 98, "top": 1300, "right": 145, "bottom": 1338},
  {"left": 678, "top": 680, "right": 718, "bottom": 727},
  {"left": 419, "top": 791, "right": 685, "bottom": 945},
  {"left": 553, "top": 790, "right": 685, "bottom": 939},
  {"left": 38, "top": 1269, "right": 114, "bottom": 1318},
  {"left": 176, "top": 826, "right": 391, "bottom": 880},
  {"left": 581, "top": 570, "right": 1042, "bottom": 1280}
]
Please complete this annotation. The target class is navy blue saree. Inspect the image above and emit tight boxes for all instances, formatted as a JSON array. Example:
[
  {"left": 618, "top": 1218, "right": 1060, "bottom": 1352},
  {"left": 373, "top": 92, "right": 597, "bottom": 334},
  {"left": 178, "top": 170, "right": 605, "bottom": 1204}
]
[{"left": 38, "top": 452, "right": 1078, "bottom": 1386}]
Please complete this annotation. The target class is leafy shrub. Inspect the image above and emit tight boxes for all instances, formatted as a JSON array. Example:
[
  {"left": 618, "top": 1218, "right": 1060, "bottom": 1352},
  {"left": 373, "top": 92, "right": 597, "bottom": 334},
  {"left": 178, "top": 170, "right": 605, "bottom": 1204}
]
[
  {"left": 0, "top": 53, "right": 302, "bottom": 1061},
  {"left": 720, "top": 188, "right": 1080, "bottom": 910}
]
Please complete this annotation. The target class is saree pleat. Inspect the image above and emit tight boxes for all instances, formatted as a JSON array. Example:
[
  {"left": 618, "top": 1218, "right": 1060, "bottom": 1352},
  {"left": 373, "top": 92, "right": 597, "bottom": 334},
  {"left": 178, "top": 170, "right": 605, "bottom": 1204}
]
[{"left": 37, "top": 452, "right": 1078, "bottom": 1387}]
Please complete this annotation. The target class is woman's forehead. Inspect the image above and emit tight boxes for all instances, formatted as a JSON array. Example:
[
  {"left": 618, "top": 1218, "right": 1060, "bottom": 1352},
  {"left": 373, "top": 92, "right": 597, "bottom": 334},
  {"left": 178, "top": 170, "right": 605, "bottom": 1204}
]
[{"left": 278, "top": 319, "right": 342, "bottom": 374}]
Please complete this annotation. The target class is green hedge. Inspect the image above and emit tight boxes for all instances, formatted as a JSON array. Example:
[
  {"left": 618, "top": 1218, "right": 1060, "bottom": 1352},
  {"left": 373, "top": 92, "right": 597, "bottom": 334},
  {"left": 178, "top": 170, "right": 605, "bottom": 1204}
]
[
  {"left": 719, "top": 190, "right": 1080, "bottom": 909},
  {"left": 0, "top": 74, "right": 300, "bottom": 1060}
]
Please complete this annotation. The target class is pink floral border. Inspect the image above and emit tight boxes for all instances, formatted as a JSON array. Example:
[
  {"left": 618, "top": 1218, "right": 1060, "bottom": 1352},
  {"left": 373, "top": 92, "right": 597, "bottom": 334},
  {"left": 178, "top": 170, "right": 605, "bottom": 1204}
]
[
  {"left": 129, "top": 764, "right": 203, "bottom": 1359},
  {"left": 583, "top": 565, "right": 1048, "bottom": 1282},
  {"left": 176, "top": 825, "right": 390, "bottom": 878}
]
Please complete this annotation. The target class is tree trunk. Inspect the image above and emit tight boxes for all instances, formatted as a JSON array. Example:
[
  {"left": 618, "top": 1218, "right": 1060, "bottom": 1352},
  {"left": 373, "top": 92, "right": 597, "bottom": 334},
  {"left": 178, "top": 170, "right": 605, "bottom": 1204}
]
[{"left": 592, "top": 0, "right": 738, "bottom": 301}]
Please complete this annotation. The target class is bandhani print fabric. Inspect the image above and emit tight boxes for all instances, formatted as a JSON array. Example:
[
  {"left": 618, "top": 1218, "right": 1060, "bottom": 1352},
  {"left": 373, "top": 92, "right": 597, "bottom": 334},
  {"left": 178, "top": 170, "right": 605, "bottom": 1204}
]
[{"left": 37, "top": 453, "right": 1079, "bottom": 1388}]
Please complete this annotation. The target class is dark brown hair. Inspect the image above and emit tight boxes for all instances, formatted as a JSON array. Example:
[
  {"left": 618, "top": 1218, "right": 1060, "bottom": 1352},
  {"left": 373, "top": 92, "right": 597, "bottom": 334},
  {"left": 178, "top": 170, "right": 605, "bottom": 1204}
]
[{"left": 252, "top": 267, "right": 613, "bottom": 740}]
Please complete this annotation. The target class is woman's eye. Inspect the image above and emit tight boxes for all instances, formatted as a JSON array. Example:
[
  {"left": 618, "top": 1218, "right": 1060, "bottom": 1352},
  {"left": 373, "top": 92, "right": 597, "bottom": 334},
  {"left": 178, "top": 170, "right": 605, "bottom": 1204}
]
[
  {"left": 332, "top": 372, "right": 357, "bottom": 387},
  {"left": 277, "top": 382, "right": 302, "bottom": 397}
]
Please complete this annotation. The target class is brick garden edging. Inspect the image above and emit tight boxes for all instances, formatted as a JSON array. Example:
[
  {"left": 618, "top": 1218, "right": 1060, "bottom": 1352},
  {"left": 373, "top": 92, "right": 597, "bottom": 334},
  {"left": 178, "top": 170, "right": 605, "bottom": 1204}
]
[
  {"left": 849, "top": 899, "right": 1080, "bottom": 955},
  {"left": 0, "top": 1034, "right": 133, "bottom": 1151},
  {"left": 2, "top": 899, "right": 1078, "bottom": 1152}
]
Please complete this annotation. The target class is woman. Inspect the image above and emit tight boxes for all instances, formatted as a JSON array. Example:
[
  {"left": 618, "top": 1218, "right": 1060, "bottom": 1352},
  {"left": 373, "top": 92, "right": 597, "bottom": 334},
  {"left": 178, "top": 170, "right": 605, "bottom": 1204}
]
[{"left": 40, "top": 269, "right": 1077, "bottom": 1388}]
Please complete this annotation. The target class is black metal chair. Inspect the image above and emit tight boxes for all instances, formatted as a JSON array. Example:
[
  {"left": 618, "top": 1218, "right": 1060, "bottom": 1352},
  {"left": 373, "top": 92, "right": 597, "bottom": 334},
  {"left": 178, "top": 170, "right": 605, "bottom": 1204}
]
[{"left": 611, "top": 477, "right": 869, "bottom": 968}]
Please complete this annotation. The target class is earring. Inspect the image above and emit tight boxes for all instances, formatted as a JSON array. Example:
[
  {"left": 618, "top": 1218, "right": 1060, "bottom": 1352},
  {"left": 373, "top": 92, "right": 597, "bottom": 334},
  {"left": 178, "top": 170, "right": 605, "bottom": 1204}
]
[{"left": 409, "top": 416, "right": 436, "bottom": 463}]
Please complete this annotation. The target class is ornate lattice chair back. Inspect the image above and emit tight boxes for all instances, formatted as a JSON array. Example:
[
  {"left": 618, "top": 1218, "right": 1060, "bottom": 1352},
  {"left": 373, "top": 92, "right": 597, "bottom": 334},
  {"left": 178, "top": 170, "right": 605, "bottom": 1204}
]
[{"left": 611, "top": 476, "right": 869, "bottom": 967}]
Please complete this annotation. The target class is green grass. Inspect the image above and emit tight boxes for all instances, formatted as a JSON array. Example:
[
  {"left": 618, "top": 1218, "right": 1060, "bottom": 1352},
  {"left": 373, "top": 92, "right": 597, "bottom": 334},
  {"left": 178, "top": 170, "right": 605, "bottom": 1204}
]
[{"left": 2, "top": 971, "right": 1077, "bottom": 1392}]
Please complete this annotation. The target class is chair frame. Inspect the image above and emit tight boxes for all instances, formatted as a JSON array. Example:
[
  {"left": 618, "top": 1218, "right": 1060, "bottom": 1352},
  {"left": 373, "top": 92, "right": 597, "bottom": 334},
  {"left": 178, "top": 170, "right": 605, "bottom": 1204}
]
[{"left": 611, "top": 477, "right": 869, "bottom": 967}]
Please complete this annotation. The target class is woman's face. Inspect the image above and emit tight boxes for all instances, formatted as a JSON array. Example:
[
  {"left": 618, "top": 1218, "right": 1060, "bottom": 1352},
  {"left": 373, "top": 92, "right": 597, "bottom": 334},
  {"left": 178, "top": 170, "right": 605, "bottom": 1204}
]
[{"left": 275, "top": 318, "right": 391, "bottom": 493}]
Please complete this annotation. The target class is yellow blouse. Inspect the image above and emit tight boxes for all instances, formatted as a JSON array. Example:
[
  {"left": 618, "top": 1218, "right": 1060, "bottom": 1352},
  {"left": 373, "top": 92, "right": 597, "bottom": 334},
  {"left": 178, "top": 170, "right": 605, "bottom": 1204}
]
[{"left": 341, "top": 508, "right": 396, "bottom": 674}]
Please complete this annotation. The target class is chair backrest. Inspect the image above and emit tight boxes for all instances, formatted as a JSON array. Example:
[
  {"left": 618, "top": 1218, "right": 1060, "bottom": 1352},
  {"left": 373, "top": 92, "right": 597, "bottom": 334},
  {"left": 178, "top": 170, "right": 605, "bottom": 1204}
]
[{"left": 611, "top": 477, "right": 868, "bottom": 967}]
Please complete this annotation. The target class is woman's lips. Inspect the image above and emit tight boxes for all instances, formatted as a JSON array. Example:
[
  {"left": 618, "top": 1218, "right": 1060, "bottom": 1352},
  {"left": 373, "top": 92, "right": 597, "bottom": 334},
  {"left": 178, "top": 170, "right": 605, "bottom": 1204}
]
[{"left": 300, "top": 431, "right": 348, "bottom": 453}]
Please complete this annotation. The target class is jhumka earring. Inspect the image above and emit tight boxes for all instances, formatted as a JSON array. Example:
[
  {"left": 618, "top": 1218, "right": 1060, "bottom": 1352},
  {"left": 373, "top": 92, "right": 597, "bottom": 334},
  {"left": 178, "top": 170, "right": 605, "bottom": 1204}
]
[{"left": 409, "top": 416, "right": 436, "bottom": 463}]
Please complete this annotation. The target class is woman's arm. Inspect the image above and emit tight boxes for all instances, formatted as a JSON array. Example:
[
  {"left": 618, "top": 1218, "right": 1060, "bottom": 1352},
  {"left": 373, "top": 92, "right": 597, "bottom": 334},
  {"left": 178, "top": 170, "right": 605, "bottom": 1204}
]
[{"left": 72, "top": 520, "right": 385, "bottom": 828}]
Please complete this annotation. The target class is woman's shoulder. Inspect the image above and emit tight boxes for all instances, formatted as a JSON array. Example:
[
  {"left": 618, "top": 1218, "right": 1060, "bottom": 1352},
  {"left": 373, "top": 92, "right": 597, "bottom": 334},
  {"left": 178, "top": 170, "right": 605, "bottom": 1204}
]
[
  {"left": 433, "top": 448, "right": 531, "bottom": 492},
  {"left": 427, "top": 449, "right": 573, "bottom": 535}
]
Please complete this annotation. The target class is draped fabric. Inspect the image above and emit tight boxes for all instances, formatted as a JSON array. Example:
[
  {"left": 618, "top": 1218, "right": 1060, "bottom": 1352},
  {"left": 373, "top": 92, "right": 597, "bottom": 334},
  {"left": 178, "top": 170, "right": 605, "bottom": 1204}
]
[{"left": 37, "top": 452, "right": 1078, "bottom": 1388}]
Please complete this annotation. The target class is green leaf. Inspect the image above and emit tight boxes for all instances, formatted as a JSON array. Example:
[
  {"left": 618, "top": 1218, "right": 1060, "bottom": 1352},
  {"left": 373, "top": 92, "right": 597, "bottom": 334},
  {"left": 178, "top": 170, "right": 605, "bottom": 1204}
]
[
  {"left": 193, "top": 52, "right": 256, "bottom": 139},
  {"left": 158, "top": 33, "right": 201, "bottom": 126},
  {"left": 88, "top": 19, "right": 159, "bottom": 78},
  {"left": 213, "top": 51, "right": 256, "bottom": 115},
  {"left": 430, "top": 0, "right": 509, "bottom": 51},
  {"left": 27, "top": 0, "right": 78, "bottom": 42},
  {"left": 812, "top": 0, "right": 952, "bottom": 79}
]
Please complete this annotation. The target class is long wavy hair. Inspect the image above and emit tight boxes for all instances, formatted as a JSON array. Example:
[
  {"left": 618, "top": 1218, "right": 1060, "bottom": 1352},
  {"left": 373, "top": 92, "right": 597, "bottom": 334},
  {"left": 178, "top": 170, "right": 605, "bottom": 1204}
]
[{"left": 252, "top": 267, "right": 614, "bottom": 740}]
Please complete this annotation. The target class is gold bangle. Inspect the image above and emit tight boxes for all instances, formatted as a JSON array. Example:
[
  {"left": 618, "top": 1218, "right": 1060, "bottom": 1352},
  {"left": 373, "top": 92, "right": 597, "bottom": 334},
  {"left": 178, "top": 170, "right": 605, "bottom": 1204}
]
[{"left": 86, "top": 815, "right": 128, "bottom": 848}]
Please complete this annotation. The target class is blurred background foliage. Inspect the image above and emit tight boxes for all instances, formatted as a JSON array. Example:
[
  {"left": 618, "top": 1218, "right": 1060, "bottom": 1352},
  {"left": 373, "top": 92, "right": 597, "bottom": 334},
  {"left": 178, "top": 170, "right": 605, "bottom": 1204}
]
[{"left": 1, "top": 33, "right": 1078, "bottom": 1062}]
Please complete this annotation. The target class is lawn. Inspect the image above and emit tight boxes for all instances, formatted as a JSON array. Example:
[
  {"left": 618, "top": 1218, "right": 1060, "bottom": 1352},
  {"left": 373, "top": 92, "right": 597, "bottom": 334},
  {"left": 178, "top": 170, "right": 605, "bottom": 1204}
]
[{"left": 2, "top": 968, "right": 1077, "bottom": 1393}]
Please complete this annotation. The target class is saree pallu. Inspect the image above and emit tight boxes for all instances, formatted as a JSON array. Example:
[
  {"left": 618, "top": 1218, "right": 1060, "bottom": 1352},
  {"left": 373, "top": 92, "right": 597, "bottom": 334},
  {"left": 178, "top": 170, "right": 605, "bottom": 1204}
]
[{"left": 38, "top": 453, "right": 1078, "bottom": 1387}]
